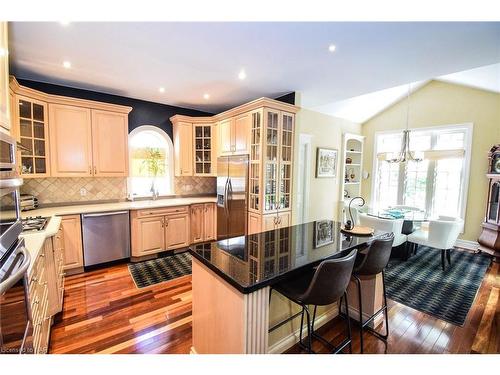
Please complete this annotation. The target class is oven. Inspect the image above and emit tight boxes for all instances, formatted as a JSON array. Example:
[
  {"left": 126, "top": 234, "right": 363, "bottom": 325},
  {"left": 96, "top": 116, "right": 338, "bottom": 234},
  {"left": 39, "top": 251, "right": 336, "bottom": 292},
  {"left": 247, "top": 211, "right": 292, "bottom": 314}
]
[{"left": 0, "top": 132, "right": 31, "bottom": 354}]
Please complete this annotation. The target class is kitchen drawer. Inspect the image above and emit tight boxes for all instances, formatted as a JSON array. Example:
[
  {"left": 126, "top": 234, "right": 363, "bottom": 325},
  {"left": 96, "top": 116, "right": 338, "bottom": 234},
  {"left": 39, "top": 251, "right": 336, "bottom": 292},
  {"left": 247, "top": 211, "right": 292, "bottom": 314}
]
[{"left": 135, "top": 205, "right": 188, "bottom": 218}]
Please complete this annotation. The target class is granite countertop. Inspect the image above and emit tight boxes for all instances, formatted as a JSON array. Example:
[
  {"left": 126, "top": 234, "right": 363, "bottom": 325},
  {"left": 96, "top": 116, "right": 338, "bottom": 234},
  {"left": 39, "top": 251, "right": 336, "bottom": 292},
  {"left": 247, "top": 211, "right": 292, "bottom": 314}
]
[
  {"left": 21, "top": 196, "right": 217, "bottom": 218},
  {"left": 21, "top": 216, "right": 62, "bottom": 274},
  {"left": 188, "top": 220, "right": 386, "bottom": 294}
]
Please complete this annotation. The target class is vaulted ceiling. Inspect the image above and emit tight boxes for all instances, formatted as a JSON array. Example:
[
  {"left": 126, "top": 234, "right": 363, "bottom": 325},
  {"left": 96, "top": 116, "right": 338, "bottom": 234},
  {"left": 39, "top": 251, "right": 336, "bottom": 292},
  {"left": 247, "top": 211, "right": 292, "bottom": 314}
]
[{"left": 8, "top": 22, "right": 500, "bottom": 119}]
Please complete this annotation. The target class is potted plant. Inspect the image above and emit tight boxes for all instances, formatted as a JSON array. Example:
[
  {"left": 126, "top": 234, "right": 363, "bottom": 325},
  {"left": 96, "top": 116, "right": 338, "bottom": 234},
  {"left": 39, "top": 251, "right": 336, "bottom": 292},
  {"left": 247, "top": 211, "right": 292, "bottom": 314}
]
[{"left": 140, "top": 147, "right": 165, "bottom": 199}]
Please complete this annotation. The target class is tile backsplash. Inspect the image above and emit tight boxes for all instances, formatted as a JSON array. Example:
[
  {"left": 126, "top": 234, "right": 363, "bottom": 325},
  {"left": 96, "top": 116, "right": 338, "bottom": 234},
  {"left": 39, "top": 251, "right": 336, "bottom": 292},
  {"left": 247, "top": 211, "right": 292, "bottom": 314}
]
[{"left": 21, "top": 176, "right": 216, "bottom": 205}]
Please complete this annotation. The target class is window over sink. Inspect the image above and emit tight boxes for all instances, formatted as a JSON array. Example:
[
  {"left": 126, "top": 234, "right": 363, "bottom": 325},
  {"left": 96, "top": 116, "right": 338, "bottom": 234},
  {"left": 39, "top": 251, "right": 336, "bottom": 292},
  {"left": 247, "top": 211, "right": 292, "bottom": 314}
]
[{"left": 128, "top": 125, "right": 174, "bottom": 198}]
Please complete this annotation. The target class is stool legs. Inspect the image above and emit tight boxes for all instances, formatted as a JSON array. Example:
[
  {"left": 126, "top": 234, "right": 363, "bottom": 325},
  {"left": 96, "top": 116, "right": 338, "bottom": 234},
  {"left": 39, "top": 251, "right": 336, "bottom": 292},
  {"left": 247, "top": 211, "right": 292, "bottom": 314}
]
[{"left": 353, "top": 271, "right": 390, "bottom": 354}]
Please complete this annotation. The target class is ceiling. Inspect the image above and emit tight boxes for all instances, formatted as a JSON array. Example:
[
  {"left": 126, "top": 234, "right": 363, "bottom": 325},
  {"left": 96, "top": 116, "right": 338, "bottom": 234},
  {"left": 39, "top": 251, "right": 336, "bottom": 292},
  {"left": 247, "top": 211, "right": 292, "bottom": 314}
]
[{"left": 8, "top": 22, "right": 500, "bottom": 116}]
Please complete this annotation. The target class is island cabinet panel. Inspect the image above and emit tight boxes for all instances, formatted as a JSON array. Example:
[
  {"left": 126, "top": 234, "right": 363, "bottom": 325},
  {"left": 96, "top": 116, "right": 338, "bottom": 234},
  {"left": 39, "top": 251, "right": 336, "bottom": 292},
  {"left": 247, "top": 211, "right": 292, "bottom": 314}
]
[
  {"left": 190, "top": 204, "right": 204, "bottom": 244},
  {"left": 173, "top": 121, "right": 193, "bottom": 176},
  {"left": 191, "top": 258, "right": 270, "bottom": 354},
  {"left": 60, "top": 215, "right": 84, "bottom": 272},
  {"left": 49, "top": 104, "right": 93, "bottom": 177},
  {"left": 91, "top": 110, "right": 129, "bottom": 177},
  {"left": 29, "top": 245, "right": 50, "bottom": 354},
  {"left": 203, "top": 203, "right": 216, "bottom": 241},
  {"left": 132, "top": 216, "right": 165, "bottom": 256},
  {"left": 165, "top": 213, "right": 190, "bottom": 250}
]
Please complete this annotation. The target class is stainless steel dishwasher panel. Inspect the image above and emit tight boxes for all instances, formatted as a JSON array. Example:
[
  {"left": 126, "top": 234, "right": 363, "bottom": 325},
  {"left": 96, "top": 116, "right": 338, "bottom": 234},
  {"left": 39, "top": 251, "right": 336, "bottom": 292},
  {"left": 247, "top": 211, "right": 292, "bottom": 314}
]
[{"left": 81, "top": 211, "right": 130, "bottom": 266}]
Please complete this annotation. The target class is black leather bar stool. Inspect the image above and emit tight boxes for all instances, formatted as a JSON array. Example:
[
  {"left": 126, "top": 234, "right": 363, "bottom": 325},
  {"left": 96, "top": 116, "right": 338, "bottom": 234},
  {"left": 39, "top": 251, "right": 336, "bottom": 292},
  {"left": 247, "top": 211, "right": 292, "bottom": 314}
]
[
  {"left": 272, "top": 249, "right": 357, "bottom": 354},
  {"left": 344, "top": 233, "right": 394, "bottom": 353}
]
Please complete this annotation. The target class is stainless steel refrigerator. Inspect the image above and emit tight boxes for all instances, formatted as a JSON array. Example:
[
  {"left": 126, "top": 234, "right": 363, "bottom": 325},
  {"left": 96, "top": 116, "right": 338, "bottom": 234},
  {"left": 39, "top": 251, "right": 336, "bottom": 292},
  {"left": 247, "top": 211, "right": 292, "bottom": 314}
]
[{"left": 216, "top": 155, "right": 249, "bottom": 239}]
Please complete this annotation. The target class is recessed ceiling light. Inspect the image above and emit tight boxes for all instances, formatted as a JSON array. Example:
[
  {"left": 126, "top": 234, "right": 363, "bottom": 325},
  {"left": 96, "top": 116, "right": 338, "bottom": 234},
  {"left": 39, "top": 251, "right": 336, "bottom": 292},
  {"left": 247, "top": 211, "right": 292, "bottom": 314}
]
[
  {"left": 238, "top": 69, "right": 247, "bottom": 80},
  {"left": 158, "top": 87, "right": 165, "bottom": 93},
  {"left": 62, "top": 61, "right": 71, "bottom": 69},
  {"left": 60, "top": 21, "right": 70, "bottom": 26},
  {"left": 203, "top": 93, "right": 210, "bottom": 100},
  {"left": 328, "top": 44, "right": 336, "bottom": 53}
]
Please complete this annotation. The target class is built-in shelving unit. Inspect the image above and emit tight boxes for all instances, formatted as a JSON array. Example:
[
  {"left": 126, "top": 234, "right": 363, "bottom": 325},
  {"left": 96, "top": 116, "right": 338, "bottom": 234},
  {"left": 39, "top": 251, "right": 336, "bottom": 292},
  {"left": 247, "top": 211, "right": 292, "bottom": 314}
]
[{"left": 340, "top": 133, "right": 365, "bottom": 219}]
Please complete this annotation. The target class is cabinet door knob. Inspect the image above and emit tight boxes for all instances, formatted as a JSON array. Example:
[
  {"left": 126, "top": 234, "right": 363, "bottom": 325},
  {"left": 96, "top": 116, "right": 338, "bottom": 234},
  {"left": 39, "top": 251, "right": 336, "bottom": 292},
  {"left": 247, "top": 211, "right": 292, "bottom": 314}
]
[
  {"left": 93, "top": 166, "right": 97, "bottom": 175},
  {"left": 89, "top": 166, "right": 92, "bottom": 174}
]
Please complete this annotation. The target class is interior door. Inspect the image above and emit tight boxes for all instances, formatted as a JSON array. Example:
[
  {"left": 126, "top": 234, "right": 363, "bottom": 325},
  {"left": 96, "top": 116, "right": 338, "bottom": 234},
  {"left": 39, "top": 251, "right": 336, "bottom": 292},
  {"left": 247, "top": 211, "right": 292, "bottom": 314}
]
[
  {"left": 91, "top": 110, "right": 128, "bottom": 176},
  {"left": 49, "top": 104, "right": 93, "bottom": 177}
]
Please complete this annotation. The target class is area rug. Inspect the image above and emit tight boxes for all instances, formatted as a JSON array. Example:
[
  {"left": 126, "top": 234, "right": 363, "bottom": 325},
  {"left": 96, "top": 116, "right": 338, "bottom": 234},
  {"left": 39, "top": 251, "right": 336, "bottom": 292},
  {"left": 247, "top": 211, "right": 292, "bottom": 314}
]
[
  {"left": 128, "top": 252, "right": 192, "bottom": 288},
  {"left": 384, "top": 247, "right": 491, "bottom": 326}
]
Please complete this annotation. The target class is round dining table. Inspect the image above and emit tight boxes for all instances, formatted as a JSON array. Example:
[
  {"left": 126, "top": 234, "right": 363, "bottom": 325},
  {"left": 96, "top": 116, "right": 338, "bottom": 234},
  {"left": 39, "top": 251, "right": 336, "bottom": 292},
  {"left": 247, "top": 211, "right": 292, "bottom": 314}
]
[{"left": 365, "top": 208, "right": 428, "bottom": 234}]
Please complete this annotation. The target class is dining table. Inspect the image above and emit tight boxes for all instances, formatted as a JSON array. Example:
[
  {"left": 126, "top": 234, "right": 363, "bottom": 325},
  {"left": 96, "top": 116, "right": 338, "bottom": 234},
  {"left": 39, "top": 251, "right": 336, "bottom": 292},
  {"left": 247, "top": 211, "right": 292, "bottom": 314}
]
[{"left": 365, "top": 207, "right": 428, "bottom": 234}]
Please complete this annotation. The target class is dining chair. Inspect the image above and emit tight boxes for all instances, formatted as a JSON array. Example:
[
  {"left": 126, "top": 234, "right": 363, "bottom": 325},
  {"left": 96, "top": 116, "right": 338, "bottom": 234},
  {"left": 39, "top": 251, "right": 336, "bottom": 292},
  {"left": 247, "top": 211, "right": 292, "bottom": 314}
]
[
  {"left": 358, "top": 212, "right": 407, "bottom": 248},
  {"left": 407, "top": 216, "right": 464, "bottom": 270}
]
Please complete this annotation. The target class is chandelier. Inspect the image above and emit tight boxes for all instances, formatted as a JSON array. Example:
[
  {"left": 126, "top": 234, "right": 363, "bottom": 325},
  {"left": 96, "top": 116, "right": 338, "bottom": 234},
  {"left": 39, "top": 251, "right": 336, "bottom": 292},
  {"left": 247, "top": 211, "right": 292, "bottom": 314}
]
[{"left": 386, "top": 85, "right": 423, "bottom": 164}]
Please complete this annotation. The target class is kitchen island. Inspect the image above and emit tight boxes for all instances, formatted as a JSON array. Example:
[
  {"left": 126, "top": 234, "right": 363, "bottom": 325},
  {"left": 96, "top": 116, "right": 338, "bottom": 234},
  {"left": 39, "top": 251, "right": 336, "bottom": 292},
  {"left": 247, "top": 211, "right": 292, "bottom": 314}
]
[{"left": 188, "top": 220, "right": 387, "bottom": 354}]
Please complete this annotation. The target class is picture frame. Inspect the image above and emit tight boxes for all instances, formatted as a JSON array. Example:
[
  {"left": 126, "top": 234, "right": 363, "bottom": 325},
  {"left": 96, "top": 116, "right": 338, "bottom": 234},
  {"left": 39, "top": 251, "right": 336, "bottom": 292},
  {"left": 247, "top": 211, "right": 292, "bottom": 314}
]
[
  {"left": 313, "top": 220, "right": 335, "bottom": 248},
  {"left": 315, "top": 147, "right": 338, "bottom": 178}
]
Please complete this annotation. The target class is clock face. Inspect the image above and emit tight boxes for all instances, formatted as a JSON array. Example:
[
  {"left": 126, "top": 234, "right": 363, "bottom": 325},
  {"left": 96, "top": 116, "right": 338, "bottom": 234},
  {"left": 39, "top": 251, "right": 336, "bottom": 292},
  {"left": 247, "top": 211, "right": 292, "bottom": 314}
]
[{"left": 494, "top": 156, "right": 500, "bottom": 173}]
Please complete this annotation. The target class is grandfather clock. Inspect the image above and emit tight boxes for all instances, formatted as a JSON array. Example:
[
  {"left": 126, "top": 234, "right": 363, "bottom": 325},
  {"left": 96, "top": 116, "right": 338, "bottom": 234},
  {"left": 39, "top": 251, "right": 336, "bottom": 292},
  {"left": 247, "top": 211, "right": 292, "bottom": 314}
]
[{"left": 478, "top": 144, "right": 500, "bottom": 262}]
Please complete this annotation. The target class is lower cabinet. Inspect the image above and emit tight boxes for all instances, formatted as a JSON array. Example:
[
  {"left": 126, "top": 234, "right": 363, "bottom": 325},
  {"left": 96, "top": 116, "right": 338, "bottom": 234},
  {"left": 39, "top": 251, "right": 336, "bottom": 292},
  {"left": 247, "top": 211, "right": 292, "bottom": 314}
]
[
  {"left": 191, "top": 203, "right": 217, "bottom": 244},
  {"left": 28, "top": 232, "right": 66, "bottom": 354},
  {"left": 60, "top": 215, "right": 84, "bottom": 272},
  {"left": 249, "top": 211, "right": 291, "bottom": 233},
  {"left": 131, "top": 203, "right": 216, "bottom": 258}
]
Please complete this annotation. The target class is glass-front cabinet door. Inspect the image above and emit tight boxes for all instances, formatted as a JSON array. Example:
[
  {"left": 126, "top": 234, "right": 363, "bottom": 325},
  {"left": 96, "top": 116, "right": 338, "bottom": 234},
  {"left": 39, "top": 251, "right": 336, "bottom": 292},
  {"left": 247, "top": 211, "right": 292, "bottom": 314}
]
[
  {"left": 278, "top": 112, "right": 294, "bottom": 210},
  {"left": 263, "top": 109, "right": 279, "bottom": 213},
  {"left": 193, "top": 124, "right": 214, "bottom": 176},
  {"left": 249, "top": 110, "right": 262, "bottom": 212},
  {"left": 15, "top": 95, "right": 49, "bottom": 177}
]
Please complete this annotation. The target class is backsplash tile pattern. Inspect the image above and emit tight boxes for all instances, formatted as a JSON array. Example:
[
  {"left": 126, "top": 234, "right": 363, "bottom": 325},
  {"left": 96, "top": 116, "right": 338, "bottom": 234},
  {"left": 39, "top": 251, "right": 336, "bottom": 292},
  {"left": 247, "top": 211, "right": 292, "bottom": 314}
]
[
  {"left": 20, "top": 176, "right": 216, "bottom": 205},
  {"left": 21, "top": 178, "right": 128, "bottom": 204}
]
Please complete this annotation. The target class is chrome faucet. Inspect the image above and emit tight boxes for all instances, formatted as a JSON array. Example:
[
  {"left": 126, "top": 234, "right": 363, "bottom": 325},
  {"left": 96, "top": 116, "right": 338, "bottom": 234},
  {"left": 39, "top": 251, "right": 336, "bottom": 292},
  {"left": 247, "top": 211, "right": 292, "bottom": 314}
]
[{"left": 150, "top": 183, "right": 159, "bottom": 200}]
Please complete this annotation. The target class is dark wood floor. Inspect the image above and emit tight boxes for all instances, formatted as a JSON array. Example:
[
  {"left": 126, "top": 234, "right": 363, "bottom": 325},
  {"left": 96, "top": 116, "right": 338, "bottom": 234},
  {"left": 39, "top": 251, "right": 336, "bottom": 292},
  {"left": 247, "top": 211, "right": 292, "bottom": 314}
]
[{"left": 49, "top": 260, "right": 499, "bottom": 354}]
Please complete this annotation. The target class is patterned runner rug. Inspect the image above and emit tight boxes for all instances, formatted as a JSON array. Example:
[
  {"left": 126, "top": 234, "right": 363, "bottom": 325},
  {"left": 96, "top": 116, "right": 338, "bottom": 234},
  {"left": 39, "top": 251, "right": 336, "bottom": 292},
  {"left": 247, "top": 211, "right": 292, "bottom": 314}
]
[
  {"left": 385, "top": 247, "right": 491, "bottom": 326},
  {"left": 128, "top": 252, "right": 192, "bottom": 288}
]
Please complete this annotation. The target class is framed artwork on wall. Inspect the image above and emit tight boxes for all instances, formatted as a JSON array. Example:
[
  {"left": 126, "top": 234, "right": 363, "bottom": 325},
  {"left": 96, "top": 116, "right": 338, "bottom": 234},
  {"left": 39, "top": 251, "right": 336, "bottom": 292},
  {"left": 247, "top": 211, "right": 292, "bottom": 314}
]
[
  {"left": 315, "top": 147, "right": 338, "bottom": 178},
  {"left": 313, "top": 220, "right": 335, "bottom": 248}
]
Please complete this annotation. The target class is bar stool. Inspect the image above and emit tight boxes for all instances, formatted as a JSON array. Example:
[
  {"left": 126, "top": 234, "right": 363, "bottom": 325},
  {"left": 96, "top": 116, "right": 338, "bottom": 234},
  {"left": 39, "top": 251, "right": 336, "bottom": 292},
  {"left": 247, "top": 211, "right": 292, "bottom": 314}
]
[
  {"left": 272, "top": 249, "right": 357, "bottom": 354},
  {"left": 345, "top": 233, "right": 394, "bottom": 353}
]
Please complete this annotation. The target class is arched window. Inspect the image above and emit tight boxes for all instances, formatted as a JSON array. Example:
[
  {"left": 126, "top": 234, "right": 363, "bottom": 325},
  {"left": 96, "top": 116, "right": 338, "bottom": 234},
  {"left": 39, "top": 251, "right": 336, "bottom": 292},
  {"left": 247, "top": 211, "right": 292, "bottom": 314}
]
[{"left": 128, "top": 125, "right": 174, "bottom": 198}]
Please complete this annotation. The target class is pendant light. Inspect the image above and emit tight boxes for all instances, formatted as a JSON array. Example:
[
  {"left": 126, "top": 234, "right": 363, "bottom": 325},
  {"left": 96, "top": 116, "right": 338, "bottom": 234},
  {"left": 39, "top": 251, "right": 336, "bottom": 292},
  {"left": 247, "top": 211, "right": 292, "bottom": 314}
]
[{"left": 386, "top": 84, "right": 422, "bottom": 164}]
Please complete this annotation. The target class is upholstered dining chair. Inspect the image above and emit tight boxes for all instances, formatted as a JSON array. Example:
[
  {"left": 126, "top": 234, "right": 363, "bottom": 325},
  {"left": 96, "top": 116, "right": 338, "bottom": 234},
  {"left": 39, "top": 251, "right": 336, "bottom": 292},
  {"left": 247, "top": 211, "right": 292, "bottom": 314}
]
[
  {"left": 407, "top": 216, "right": 464, "bottom": 271},
  {"left": 358, "top": 212, "right": 407, "bottom": 248}
]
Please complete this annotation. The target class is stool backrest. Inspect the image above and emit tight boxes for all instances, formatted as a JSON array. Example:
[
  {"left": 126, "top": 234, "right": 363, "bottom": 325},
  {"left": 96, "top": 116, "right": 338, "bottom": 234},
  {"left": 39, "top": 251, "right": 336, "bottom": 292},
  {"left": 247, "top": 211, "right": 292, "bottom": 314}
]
[
  {"left": 301, "top": 249, "right": 357, "bottom": 306},
  {"left": 355, "top": 233, "right": 394, "bottom": 276}
]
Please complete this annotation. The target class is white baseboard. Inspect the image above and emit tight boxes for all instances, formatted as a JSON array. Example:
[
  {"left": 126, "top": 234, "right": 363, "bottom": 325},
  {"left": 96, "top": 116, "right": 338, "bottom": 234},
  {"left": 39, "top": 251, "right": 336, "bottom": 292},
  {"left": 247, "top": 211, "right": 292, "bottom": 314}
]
[
  {"left": 267, "top": 303, "right": 384, "bottom": 354},
  {"left": 455, "top": 239, "right": 479, "bottom": 251}
]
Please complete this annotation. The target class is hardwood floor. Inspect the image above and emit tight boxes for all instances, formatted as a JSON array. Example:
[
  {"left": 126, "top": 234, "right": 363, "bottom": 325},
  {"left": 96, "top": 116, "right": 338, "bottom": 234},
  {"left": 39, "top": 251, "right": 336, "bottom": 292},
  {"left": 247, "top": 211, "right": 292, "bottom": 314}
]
[{"left": 49, "top": 260, "right": 499, "bottom": 354}]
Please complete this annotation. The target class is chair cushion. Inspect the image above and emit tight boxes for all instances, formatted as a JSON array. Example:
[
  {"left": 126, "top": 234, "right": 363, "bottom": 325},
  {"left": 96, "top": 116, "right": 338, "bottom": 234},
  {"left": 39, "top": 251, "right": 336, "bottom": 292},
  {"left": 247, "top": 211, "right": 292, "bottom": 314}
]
[
  {"left": 273, "top": 269, "right": 315, "bottom": 304},
  {"left": 407, "top": 229, "right": 429, "bottom": 246}
]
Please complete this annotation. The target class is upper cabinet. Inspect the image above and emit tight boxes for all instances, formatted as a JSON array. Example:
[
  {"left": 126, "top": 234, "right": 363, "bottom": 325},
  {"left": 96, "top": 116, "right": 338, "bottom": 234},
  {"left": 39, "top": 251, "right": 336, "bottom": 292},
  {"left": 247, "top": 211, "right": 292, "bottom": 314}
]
[
  {"left": 15, "top": 96, "right": 50, "bottom": 177},
  {"left": 172, "top": 118, "right": 216, "bottom": 177},
  {"left": 91, "top": 110, "right": 129, "bottom": 176},
  {"left": 0, "top": 22, "right": 10, "bottom": 132},
  {"left": 173, "top": 121, "right": 193, "bottom": 176},
  {"left": 49, "top": 104, "right": 93, "bottom": 177},
  {"left": 9, "top": 77, "right": 132, "bottom": 178},
  {"left": 218, "top": 113, "right": 251, "bottom": 156}
]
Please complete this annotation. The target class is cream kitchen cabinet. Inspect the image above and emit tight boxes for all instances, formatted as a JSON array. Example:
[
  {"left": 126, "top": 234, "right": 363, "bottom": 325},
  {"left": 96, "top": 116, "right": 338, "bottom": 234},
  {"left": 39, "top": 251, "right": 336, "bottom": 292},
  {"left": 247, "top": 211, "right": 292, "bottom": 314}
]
[
  {"left": 60, "top": 215, "right": 84, "bottom": 273},
  {"left": 193, "top": 123, "right": 216, "bottom": 176},
  {"left": 49, "top": 104, "right": 129, "bottom": 177},
  {"left": 91, "top": 110, "right": 129, "bottom": 176},
  {"left": 9, "top": 77, "right": 132, "bottom": 178},
  {"left": 191, "top": 203, "right": 217, "bottom": 244},
  {"left": 217, "top": 113, "right": 250, "bottom": 156},
  {"left": 131, "top": 206, "right": 190, "bottom": 257},
  {"left": 173, "top": 121, "right": 193, "bottom": 176},
  {"left": 49, "top": 104, "right": 93, "bottom": 177}
]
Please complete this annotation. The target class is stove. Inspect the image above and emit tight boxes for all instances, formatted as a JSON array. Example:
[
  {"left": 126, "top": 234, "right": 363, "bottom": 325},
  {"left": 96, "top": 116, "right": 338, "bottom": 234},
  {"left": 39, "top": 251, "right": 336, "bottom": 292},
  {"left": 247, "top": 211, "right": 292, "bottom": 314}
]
[{"left": 22, "top": 216, "right": 49, "bottom": 233}]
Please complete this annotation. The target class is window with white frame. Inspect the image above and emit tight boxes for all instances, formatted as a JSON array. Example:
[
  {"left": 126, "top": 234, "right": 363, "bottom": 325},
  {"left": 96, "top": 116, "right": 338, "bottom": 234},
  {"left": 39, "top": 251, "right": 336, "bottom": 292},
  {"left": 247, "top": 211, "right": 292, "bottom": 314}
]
[
  {"left": 128, "top": 126, "right": 174, "bottom": 198},
  {"left": 372, "top": 124, "right": 472, "bottom": 221}
]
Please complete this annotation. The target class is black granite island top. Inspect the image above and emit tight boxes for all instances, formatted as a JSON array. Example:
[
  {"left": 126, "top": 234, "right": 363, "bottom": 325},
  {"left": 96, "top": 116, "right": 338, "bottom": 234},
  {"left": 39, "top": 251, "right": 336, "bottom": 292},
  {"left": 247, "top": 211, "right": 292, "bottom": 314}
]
[{"left": 188, "top": 220, "right": 386, "bottom": 294}]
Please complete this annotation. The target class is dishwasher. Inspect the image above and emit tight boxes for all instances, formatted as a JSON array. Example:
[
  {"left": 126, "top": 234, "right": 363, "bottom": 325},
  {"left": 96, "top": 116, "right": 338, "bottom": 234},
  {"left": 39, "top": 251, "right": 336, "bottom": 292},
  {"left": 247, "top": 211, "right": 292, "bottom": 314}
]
[{"left": 81, "top": 211, "right": 130, "bottom": 267}]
